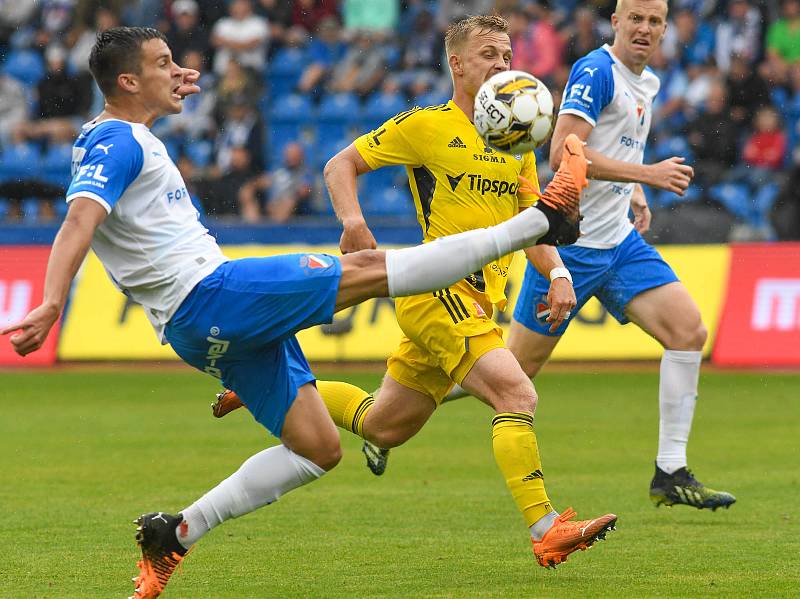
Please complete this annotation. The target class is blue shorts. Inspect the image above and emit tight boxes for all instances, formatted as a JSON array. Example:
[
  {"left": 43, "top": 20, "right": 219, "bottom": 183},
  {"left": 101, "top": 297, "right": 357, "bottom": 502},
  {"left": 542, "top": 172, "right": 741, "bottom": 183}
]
[
  {"left": 513, "top": 229, "right": 679, "bottom": 336},
  {"left": 165, "top": 253, "right": 342, "bottom": 437}
]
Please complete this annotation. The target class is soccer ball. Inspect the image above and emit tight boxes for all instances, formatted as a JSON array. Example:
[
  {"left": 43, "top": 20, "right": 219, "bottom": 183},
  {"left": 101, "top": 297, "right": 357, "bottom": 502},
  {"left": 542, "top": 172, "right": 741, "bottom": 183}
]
[{"left": 474, "top": 70, "right": 555, "bottom": 154}]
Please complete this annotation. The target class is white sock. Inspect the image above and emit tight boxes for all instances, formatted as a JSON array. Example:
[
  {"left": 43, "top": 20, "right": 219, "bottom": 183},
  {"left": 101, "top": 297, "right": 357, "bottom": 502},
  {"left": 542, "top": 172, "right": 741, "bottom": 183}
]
[
  {"left": 176, "top": 445, "right": 325, "bottom": 549},
  {"left": 656, "top": 349, "right": 702, "bottom": 474},
  {"left": 385, "top": 207, "right": 549, "bottom": 296},
  {"left": 444, "top": 383, "right": 469, "bottom": 402},
  {"left": 529, "top": 510, "right": 559, "bottom": 541}
]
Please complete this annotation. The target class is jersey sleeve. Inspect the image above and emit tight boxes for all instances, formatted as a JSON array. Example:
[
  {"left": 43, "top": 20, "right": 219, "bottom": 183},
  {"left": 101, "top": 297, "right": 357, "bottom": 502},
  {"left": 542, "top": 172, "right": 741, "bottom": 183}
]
[
  {"left": 353, "top": 108, "right": 427, "bottom": 169},
  {"left": 559, "top": 53, "right": 615, "bottom": 127},
  {"left": 517, "top": 151, "right": 539, "bottom": 209},
  {"left": 66, "top": 122, "right": 144, "bottom": 213}
]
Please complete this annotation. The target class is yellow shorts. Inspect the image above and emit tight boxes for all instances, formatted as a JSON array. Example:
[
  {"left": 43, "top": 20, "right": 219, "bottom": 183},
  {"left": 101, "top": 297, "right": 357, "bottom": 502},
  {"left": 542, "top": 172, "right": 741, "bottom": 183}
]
[{"left": 387, "top": 278, "right": 506, "bottom": 404}]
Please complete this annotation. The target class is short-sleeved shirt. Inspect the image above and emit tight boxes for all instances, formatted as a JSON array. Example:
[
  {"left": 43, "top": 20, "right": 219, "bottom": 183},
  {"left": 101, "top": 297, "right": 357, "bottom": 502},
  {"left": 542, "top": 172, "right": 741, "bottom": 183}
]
[
  {"left": 354, "top": 100, "right": 539, "bottom": 308},
  {"left": 560, "top": 44, "right": 660, "bottom": 249},
  {"left": 66, "top": 119, "right": 227, "bottom": 341},
  {"left": 767, "top": 20, "right": 800, "bottom": 63}
]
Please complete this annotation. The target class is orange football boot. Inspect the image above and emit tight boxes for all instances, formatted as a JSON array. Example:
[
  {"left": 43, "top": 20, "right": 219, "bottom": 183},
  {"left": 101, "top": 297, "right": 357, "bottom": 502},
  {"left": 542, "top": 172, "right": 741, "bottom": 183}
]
[
  {"left": 212, "top": 389, "right": 244, "bottom": 418},
  {"left": 130, "top": 512, "right": 188, "bottom": 598},
  {"left": 522, "top": 133, "right": 589, "bottom": 223},
  {"left": 532, "top": 507, "right": 617, "bottom": 569}
]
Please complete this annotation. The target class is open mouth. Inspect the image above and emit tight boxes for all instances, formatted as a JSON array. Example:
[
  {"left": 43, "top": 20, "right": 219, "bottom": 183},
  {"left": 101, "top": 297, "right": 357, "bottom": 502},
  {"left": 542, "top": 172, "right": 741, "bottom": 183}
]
[
  {"left": 632, "top": 38, "right": 650, "bottom": 48},
  {"left": 171, "top": 85, "right": 182, "bottom": 100}
]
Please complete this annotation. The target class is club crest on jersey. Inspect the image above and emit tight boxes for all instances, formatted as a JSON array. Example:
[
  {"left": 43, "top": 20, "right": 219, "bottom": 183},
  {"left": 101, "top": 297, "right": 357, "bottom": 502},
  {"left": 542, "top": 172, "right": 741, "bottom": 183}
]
[
  {"left": 473, "top": 302, "right": 486, "bottom": 317},
  {"left": 635, "top": 100, "right": 646, "bottom": 132},
  {"left": 301, "top": 254, "right": 332, "bottom": 270}
]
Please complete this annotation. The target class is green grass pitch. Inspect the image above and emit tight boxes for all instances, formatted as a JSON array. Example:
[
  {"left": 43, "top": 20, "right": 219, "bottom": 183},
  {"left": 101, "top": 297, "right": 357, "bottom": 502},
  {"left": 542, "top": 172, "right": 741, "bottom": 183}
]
[{"left": 1, "top": 368, "right": 798, "bottom": 598}]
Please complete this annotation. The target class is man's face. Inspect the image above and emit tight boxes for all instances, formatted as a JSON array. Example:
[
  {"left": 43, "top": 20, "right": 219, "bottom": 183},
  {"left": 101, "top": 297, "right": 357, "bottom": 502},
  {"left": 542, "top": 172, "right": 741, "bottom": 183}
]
[
  {"left": 612, "top": 0, "right": 668, "bottom": 65},
  {"left": 134, "top": 38, "right": 185, "bottom": 116},
  {"left": 456, "top": 28, "right": 512, "bottom": 97}
]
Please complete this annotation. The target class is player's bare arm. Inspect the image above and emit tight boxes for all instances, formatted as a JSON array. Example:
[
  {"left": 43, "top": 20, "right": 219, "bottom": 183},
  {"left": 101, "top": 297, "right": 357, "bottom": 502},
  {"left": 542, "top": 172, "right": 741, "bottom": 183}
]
[
  {"left": 1, "top": 198, "right": 106, "bottom": 356},
  {"left": 630, "top": 184, "right": 651, "bottom": 232},
  {"left": 323, "top": 144, "right": 377, "bottom": 253},
  {"left": 524, "top": 245, "right": 576, "bottom": 333},
  {"left": 550, "top": 113, "right": 694, "bottom": 195}
]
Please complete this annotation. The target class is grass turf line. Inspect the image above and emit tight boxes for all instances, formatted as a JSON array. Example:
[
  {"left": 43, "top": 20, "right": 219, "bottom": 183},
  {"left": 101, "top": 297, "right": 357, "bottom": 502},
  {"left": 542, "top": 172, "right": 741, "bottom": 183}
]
[{"left": 0, "top": 370, "right": 798, "bottom": 598}]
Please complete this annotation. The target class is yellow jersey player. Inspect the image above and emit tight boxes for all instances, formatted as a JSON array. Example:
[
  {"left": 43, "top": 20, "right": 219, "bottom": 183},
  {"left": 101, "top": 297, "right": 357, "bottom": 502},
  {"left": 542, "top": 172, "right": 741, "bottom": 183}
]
[
  {"left": 214, "top": 15, "right": 615, "bottom": 568},
  {"left": 326, "top": 15, "right": 616, "bottom": 569}
]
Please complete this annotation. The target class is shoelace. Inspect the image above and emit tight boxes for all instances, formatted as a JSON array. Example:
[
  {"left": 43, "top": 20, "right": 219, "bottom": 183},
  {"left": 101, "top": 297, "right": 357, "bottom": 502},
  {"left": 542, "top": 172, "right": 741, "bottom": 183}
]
[{"left": 555, "top": 507, "right": 578, "bottom": 525}]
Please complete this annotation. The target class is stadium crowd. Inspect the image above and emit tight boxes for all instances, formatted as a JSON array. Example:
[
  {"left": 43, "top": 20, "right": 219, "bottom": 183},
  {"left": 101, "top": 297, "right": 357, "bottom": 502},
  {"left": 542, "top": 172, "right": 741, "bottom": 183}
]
[{"left": 0, "top": 0, "right": 798, "bottom": 240}]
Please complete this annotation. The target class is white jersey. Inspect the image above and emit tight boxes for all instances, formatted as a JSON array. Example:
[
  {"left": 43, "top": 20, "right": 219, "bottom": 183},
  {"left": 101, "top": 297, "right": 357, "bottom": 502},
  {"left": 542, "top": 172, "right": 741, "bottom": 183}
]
[
  {"left": 66, "top": 119, "right": 227, "bottom": 341},
  {"left": 559, "top": 44, "right": 660, "bottom": 248}
]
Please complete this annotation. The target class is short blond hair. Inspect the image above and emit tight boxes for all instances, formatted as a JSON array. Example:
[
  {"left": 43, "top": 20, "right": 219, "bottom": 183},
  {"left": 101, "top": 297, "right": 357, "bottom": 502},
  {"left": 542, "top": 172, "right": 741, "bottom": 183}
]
[{"left": 444, "top": 14, "right": 508, "bottom": 56}]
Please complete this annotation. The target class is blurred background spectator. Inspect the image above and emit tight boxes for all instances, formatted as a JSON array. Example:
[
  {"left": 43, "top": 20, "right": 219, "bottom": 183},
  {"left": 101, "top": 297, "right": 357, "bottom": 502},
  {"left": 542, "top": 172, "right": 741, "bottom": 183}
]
[{"left": 0, "top": 0, "right": 796, "bottom": 241}]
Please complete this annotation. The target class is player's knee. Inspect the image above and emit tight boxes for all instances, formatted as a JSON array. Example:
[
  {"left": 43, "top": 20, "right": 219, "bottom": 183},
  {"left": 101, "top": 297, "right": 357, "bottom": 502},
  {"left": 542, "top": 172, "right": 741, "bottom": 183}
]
[
  {"left": 669, "top": 318, "right": 708, "bottom": 350},
  {"left": 308, "top": 437, "right": 343, "bottom": 471},
  {"left": 489, "top": 379, "right": 538, "bottom": 414}
]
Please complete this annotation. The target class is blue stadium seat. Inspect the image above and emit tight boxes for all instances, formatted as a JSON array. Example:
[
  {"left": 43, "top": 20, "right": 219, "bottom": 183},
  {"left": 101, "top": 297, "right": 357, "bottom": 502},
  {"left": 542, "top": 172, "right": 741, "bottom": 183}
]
[
  {"left": 0, "top": 143, "right": 41, "bottom": 180},
  {"left": 363, "top": 91, "right": 408, "bottom": 129},
  {"left": 268, "top": 46, "right": 308, "bottom": 77},
  {"left": 2, "top": 49, "right": 45, "bottom": 86},
  {"left": 317, "top": 93, "right": 362, "bottom": 140},
  {"left": 184, "top": 139, "right": 214, "bottom": 168},
  {"left": 21, "top": 198, "right": 41, "bottom": 223},
  {"left": 710, "top": 182, "right": 750, "bottom": 221},
  {"left": 362, "top": 165, "right": 405, "bottom": 193},
  {"left": 270, "top": 94, "right": 313, "bottom": 123},
  {"left": 314, "top": 136, "right": 351, "bottom": 169},
  {"left": 266, "top": 47, "right": 308, "bottom": 97},
  {"left": 41, "top": 143, "right": 73, "bottom": 188},
  {"left": 653, "top": 135, "right": 693, "bottom": 163},
  {"left": 362, "top": 186, "right": 415, "bottom": 218},
  {"left": 413, "top": 90, "right": 450, "bottom": 107}
]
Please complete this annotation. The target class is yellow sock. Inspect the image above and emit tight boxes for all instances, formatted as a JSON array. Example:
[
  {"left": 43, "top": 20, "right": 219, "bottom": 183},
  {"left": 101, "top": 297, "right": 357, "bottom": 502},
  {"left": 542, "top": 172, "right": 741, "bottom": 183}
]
[
  {"left": 316, "top": 380, "right": 373, "bottom": 438},
  {"left": 492, "top": 412, "right": 553, "bottom": 527}
]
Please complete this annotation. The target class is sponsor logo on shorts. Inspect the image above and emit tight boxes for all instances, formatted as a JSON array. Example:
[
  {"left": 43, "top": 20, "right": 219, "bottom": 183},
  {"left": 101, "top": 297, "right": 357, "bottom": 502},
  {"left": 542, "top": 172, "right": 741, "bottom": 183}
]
[
  {"left": 535, "top": 294, "right": 551, "bottom": 325},
  {"left": 204, "top": 332, "right": 230, "bottom": 378}
]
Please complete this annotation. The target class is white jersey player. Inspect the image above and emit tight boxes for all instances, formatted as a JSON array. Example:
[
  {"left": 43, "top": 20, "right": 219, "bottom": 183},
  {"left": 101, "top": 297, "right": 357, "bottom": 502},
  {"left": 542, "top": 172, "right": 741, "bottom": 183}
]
[{"left": 507, "top": 0, "right": 737, "bottom": 510}]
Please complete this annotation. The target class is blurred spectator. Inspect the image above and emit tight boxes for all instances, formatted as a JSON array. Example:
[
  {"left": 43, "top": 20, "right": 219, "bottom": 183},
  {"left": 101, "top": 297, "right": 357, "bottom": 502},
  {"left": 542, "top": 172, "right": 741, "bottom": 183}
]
[
  {"left": 741, "top": 106, "right": 788, "bottom": 171},
  {"left": 121, "top": 0, "right": 164, "bottom": 28},
  {"left": 67, "top": 6, "right": 119, "bottom": 74},
  {"left": 764, "top": 0, "right": 800, "bottom": 84},
  {"left": 772, "top": 156, "right": 800, "bottom": 240},
  {"left": 0, "top": 74, "right": 28, "bottom": 143},
  {"left": 14, "top": 44, "right": 92, "bottom": 145},
  {"left": 0, "top": 0, "right": 37, "bottom": 49},
  {"left": 215, "top": 95, "right": 265, "bottom": 176},
  {"left": 255, "top": 0, "right": 293, "bottom": 47},
  {"left": 715, "top": 0, "right": 761, "bottom": 73},
  {"left": 682, "top": 63, "right": 719, "bottom": 119},
  {"left": 153, "top": 49, "right": 216, "bottom": 144},
  {"left": 662, "top": 8, "right": 715, "bottom": 68},
  {"left": 167, "top": 0, "right": 210, "bottom": 67},
  {"left": 328, "top": 32, "right": 390, "bottom": 96},
  {"left": 200, "top": 145, "right": 256, "bottom": 216},
  {"left": 342, "top": 0, "right": 399, "bottom": 35},
  {"left": 32, "top": 0, "right": 78, "bottom": 48},
  {"left": 211, "top": 0, "right": 269, "bottom": 75},
  {"left": 726, "top": 53, "right": 772, "bottom": 126},
  {"left": 389, "top": 7, "right": 443, "bottom": 97},
  {"left": 238, "top": 142, "right": 314, "bottom": 223},
  {"left": 291, "top": 0, "right": 339, "bottom": 35},
  {"left": 213, "top": 59, "right": 262, "bottom": 125},
  {"left": 723, "top": 106, "right": 788, "bottom": 237},
  {"left": 508, "top": 3, "right": 563, "bottom": 88},
  {"left": 649, "top": 47, "right": 689, "bottom": 131},
  {"left": 437, "top": 0, "right": 494, "bottom": 29},
  {"left": 563, "top": 7, "right": 607, "bottom": 68},
  {"left": 684, "top": 80, "right": 738, "bottom": 186},
  {"left": 297, "top": 16, "right": 347, "bottom": 96}
]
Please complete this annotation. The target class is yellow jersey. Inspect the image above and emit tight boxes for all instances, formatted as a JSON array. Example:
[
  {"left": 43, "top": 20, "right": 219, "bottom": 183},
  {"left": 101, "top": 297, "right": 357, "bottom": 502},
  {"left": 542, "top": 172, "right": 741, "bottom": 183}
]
[{"left": 354, "top": 100, "right": 539, "bottom": 307}]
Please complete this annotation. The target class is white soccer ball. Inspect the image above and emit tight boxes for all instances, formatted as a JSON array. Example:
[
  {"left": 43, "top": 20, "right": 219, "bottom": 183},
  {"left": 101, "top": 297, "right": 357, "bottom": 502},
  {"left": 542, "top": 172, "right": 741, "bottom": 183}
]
[{"left": 474, "top": 70, "right": 555, "bottom": 154}]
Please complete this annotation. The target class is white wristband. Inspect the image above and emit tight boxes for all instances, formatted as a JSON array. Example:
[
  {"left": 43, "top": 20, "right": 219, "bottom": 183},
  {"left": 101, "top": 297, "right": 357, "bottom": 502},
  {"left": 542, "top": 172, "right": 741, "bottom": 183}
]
[{"left": 549, "top": 267, "right": 572, "bottom": 284}]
